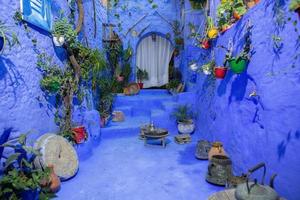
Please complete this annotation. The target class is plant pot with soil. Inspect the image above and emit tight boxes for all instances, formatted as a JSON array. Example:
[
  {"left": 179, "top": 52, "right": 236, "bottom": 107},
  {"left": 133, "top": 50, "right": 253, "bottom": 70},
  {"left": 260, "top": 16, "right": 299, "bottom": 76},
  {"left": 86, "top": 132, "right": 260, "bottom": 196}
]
[
  {"left": 136, "top": 67, "right": 149, "bottom": 89},
  {"left": 171, "top": 104, "right": 196, "bottom": 134}
]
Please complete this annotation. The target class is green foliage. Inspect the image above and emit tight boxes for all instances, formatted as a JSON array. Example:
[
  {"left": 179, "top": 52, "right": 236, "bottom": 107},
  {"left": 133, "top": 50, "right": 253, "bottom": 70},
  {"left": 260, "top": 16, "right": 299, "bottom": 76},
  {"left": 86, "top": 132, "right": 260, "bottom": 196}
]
[
  {"left": 52, "top": 17, "right": 77, "bottom": 47},
  {"left": 171, "top": 104, "right": 195, "bottom": 123},
  {"left": 217, "top": 1, "right": 233, "bottom": 27},
  {"left": 0, "top": 20, "right": 19, "bottom": 54},
  {"left": 0, "top": 134, "right": 56, "bottom": 199},
  {"left": 189, "top": 0, "right": 207, "bottom": 10},
  {"left": 136, "top": 67, "right": 149, "bottom": 82},
  {"left": 98, "top": 78, "right": 115, "bottom": 117},
  {"left": 289, "top": 0, "right": 300, "bottom": 11},
  {"left": 233, "top": 0, "right": 247, "bottom": 16},
  {"left": 166, "top": 79, "right": 181, "bottom": 90},
  {"left": 201, "top": 59, "right": 215, "bottom": 74}
]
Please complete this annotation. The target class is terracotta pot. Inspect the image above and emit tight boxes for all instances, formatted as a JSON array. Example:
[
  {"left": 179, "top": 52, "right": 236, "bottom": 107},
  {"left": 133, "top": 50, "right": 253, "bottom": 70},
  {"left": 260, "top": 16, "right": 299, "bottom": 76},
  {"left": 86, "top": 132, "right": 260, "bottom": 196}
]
[
  {"left": 138, "top": 82, "right": 144, "bottom": 89},
  {"left": 48, "top": 165, "right": 61, "bottom": 193},
  {"left": 201, "top": 39, "right": 210, "bottom": 49},
  {"left": 214, "top": 67, "right": 228, "bottom": 79},
  {"left": 233, "top": 11, "right": 241, "bottom": 20},
  {"left": 72, "top": 126, "right": 87, "bottom": 144},
  {"left": 208, "top": 141, "right": 227, "bottom": 160},
  {"left": 246, "top": 1, "right": 256, "bottom": 9}
]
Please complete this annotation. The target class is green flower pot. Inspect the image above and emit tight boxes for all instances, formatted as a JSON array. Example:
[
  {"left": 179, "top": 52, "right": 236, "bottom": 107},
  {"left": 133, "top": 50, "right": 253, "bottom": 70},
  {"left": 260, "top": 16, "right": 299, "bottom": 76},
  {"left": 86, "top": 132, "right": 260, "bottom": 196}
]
[{"left": 229, "top": 58, "right": 248, "bottom": 74}]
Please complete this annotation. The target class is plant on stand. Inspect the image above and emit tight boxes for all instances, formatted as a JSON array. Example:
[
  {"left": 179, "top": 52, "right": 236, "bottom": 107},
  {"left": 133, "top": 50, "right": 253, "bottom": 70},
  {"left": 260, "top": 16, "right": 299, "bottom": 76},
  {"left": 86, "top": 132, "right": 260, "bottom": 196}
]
[
  {"left": 136, "top": 67, "right": 149, "bottom": 89},
  {"left": 0, "top": 134, "right": 58, "bottom": 199},
  {"left": 171, "top": 104, "right": 196, "bottom": 135},
  {"left": 289, "top": 0, "right": 300, "bottom": 18},
  {"left": 0, "top": 20, "right": 19, "bottom": 53}
]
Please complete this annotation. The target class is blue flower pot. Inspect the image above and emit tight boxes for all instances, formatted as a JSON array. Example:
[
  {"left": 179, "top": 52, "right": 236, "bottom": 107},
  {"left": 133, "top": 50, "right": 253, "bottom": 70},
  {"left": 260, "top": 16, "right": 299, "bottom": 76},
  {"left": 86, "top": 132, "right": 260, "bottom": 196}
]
[{"left": 0, "top": 36, "right": 4, "bottom": 52}]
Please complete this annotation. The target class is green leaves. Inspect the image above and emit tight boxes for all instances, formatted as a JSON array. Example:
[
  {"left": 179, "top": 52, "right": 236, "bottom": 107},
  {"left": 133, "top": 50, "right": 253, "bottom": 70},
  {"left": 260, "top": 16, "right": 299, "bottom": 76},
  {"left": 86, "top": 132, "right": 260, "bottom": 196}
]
[{"left": 4, "top": 153, "right": 21, "bottom": 169}]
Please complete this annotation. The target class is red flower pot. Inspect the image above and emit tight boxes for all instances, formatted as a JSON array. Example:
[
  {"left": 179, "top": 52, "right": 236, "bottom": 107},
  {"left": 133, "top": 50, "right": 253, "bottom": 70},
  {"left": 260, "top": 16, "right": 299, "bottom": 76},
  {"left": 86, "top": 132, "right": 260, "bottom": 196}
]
[
  {"left": 201, "top": 39, "right": 210, "bottom": 49},
  {"left": 138, "top": 82, "right": 144, "bottom": 89},
  {"left": 214, "top": 67, "right": 228, "bottom": 79},
  {"left": 72, "top": 126, "right": 87, "bottom": 144}
]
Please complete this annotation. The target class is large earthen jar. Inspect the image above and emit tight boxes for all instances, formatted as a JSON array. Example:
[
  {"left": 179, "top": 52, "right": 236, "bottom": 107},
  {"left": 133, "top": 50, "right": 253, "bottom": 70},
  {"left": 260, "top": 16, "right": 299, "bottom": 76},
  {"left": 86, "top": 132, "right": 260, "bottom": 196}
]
[{"left": 208, "top": 141, "right": 227, "bottom": 160}]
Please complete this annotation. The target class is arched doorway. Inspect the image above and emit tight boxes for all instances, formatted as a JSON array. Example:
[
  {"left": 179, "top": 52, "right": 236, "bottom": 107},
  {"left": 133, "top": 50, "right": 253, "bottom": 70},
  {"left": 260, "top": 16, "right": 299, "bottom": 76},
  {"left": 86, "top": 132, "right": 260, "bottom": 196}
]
[{"left": 136, "top": 34, "right": 174, "bottom": 88}]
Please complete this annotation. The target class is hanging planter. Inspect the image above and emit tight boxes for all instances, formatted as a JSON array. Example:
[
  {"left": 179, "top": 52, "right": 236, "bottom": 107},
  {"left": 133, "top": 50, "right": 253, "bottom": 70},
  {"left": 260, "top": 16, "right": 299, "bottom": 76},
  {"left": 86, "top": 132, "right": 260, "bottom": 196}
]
[
  {"left": 52, "top": 36, "right": 65, "bottom": 47},
  {"left": 206, "top": 16, "right": 219, "bottom": 39},
  {"left": 229, "top": 58, "right": 248, "bottom": 74},
  {"left": 72, "top": 126, "right": 88, "bottom": 144},
  {"left": 214, "top": 66, "right": 228, "bottom": 79},
  {"left": 289, "top": 0, "right": 300, "bottom": 19},
  {"left": 201, "top": 39, "right": 210, "bottom": 49}
]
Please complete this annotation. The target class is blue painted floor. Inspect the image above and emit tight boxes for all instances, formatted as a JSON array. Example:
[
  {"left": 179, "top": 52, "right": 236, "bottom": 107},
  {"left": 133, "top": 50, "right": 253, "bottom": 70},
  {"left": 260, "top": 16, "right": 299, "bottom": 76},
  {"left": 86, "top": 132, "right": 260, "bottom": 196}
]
[
  {"left": 56, "top": 133, "right": 223, "bottom": 200},
  {"left": 56, "top": 90, "right": 223, "bottom": 199}
]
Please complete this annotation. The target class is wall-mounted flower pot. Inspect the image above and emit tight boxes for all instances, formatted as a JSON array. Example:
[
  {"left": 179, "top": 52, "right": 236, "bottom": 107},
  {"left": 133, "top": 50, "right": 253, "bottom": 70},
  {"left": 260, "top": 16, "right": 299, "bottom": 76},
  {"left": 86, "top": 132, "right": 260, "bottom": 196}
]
[
  {"left": 72, "top": 126, "right": 88, "bottom": 144},
  {"left": 201, "top": 39, "right": 210, "bottom": 49},
  {"left": 214, "top": 66, "right": 228, "bottom": 79},
  {"left": 229, "top": 58, "right": 248, "bottom": 74},
  {"left": 53, "top": 36, "right": 65, "bottom": 47},
  {"left": 233, "top": 11, "right": 241, "bottom": 20},
  {"left": 0, "top": 36, "right": 4, "bottom": 52},
  {"left": 207, "top": 28, "right": 218, "bottom": 39}
]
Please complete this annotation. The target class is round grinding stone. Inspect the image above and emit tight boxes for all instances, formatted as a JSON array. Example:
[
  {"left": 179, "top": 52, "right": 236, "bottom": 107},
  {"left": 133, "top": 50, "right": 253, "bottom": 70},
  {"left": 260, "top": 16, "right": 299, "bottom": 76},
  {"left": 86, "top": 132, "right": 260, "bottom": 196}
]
[{"left": 34, "top": 134, "right": 79, "bottom": 181}]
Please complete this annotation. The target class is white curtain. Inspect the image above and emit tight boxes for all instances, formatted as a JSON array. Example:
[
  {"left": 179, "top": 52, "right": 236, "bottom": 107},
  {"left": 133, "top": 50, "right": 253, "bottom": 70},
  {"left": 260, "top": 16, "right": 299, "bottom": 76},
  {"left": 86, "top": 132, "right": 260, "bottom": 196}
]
[{"left": 136, "top": 35, "right": 174, "bottom": 88}]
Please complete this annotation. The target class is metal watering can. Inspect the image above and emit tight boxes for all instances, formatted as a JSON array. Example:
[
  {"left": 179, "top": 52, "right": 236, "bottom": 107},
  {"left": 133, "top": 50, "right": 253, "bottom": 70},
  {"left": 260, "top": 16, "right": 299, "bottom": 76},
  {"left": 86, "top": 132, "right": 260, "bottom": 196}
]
[{"left": 235, "top": 163, "right": 279, "bottom": 200}]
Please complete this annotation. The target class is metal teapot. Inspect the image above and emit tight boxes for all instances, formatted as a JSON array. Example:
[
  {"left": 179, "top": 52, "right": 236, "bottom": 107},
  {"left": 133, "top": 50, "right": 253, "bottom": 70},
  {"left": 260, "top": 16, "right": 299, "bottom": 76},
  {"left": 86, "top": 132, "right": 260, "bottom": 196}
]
[{"left": 235, "top": 162, "right": 279, "bottom": 200}]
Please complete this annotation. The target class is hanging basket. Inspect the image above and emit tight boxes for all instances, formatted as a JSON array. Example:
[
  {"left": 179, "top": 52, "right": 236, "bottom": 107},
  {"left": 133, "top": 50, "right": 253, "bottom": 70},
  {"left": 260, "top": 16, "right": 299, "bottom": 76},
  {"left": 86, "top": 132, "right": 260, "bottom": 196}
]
[
  {"left": 229, "top": 58, "right": 248, "bottom": 74},
  {"left": 214, "top": 67, "right": 228, "bottom": 79}
]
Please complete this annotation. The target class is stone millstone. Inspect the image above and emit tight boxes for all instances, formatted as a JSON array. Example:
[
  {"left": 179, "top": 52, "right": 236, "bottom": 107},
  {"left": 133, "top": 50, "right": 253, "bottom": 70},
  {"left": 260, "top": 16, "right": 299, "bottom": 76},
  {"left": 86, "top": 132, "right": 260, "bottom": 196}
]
[{"left": 34, "top": 134, "right": 79, "bottom": 181}]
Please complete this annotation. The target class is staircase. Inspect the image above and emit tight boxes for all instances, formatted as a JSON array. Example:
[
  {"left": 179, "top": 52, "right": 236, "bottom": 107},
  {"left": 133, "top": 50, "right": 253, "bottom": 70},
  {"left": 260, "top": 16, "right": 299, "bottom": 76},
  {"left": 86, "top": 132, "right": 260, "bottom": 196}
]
[{"left": 101, "top": 89, "right": 196, "bottom": 139}]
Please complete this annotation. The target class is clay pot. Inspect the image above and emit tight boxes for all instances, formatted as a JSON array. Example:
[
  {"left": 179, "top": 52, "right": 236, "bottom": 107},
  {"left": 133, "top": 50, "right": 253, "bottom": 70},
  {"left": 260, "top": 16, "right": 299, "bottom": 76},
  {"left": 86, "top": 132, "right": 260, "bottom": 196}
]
[
  {"left": 246, "top": 1, "right": 256, "bottom": 9},
  {"left": 72, "top": 126, "right": 87, "bottom": 144},
  {"left": 214, "top": 67, "right": 228, "bottom": 79},
  {"left": 208, "top": 141, "right": 227, "bottom": 160},
  {"left": 48, "top": 165, "right": 61, "bottom": 193},
  {"left": 233, "top": 11, "right": 241, "bottom": 20},
  {"left": 201, "top": 39, "right": 210, "bottom": 49},
  {"left": 138, "top": 82, "right": 144, "bottom": 89},
  {"left": 195, "top": 140, "right": 212, "bottom": 160}
]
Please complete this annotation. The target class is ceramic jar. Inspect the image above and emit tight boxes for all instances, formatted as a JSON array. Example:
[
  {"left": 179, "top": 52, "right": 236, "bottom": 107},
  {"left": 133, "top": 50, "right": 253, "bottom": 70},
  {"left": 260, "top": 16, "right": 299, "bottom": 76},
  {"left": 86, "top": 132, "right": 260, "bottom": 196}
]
[
  {"left": 195, "top": 140, "right": 211, "bottom": 160},
  {"left": 208, "top": 141, "right": 227, "bottom": 160}
]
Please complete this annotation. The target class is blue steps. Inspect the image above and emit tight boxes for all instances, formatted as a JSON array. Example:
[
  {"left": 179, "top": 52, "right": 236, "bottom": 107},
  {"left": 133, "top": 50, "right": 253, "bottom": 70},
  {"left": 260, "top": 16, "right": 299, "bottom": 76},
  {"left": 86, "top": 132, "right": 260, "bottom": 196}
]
[{"left": 101, "top": 89, "right": 195, "bottom": 138}]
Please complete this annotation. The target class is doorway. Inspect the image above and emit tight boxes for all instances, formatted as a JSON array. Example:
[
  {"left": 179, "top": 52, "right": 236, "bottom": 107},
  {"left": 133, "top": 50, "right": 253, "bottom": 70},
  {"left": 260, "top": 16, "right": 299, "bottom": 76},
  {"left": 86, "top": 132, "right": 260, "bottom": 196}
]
[{"left": 136, "top": 34, "right": 174, "bottom": 88}]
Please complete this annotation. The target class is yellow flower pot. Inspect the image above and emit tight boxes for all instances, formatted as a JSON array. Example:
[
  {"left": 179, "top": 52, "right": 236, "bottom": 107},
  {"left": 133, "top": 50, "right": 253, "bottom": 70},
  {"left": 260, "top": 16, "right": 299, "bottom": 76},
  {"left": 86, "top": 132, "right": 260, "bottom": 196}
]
[{"left": 207, "top": 28, "right": 218, "bottom": 39}]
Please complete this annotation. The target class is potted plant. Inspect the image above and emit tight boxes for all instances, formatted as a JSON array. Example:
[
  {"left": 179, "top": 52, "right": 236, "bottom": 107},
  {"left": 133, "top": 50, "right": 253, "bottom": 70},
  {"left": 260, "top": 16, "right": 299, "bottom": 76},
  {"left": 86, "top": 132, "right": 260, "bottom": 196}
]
[
  {"left": 206, "top": 16, "right": 219, "bottom": 39},
  {"left": 166, "top": 79, "right": 183, "bottom": 95},
  {"left": 0, "top": 20, "right": 19, "bottom": 53},
  {"left": 201, "top": 59, "right": 215, "bottom": 75},
  {"left": 245, "top": 0, "right": 260, "bottom": 9},
  {"left": 136, "top": 67, "right": 149, "bottom": 89},
  {"left": 171, "top": 104, "right": 196, "bottom": 134},
  {"left": 217, "top": 1, "right": 234, "bottom": 33},
  {"left": 233, "top": 0, "right": 247, "bottom": 20},
  {"left": 201, "top": 37, "right": 211, "bottom": 49},
  {"left": 52, "top": 17, "right": 76, "bottom": 47},
  {"left": 71, "top": 126, "right": 88, "bottom": 144},
  {"left": 0, "top": 134, "right": 57, "bottom": 199},
  {"left": 224, "top": 23, "right": 253, "bottom": 74},
  {"left": 214, "top": 66, "right": 228, "bottom": 79},
  {"left": 289, "top": 0, "right": 300, "bottom": 18}
]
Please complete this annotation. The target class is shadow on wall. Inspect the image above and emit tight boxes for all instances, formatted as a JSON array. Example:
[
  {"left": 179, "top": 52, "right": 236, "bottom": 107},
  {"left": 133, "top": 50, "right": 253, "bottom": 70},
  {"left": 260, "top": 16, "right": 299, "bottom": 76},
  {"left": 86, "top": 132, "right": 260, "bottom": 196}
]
[
  {"left": 0, "top": 57, "right": 25, "bottom": 108},
  {"left": 277, "top": 130, "right": 300, "bottom": 161}
]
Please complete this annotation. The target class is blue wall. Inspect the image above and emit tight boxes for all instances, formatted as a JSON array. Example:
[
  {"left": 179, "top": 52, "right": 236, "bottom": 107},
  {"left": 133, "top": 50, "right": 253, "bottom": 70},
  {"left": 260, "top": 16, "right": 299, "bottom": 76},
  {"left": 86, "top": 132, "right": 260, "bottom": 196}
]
[
  {"left": 0, "top": 0, "right": 105, "bottom": 146},
  {"left": 191, "top": 0, "right": 300, "bottom": 199},
  {"left": 108, "top": 0, "right": 180, "bottom": 80}
]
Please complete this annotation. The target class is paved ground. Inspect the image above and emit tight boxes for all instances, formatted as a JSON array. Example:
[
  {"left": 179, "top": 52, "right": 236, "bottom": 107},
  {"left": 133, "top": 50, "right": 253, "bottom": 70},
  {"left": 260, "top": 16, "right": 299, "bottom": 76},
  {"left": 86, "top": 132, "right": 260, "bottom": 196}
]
[{"left": 56, "top": 131, "right": 222, "bottom": 200}]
